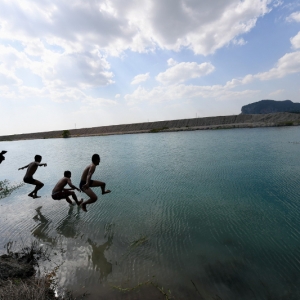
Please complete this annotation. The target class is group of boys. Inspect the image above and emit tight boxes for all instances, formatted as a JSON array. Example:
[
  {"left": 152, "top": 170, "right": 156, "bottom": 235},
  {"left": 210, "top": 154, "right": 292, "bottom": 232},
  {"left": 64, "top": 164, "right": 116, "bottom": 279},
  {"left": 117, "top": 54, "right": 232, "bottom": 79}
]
[{"left": 18, "top": 153, "right": 110, "bottom": 212}]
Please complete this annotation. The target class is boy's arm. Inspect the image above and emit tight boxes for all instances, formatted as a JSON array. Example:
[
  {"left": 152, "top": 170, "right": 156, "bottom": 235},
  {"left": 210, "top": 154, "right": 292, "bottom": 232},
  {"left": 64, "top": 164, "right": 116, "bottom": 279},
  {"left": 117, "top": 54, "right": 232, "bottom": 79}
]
[
  {"left": 37, "top": 162, "right": 47, "bottom": 167},
  {"left": 18, "top": 164, "right": 29, "bottom": 170},
  {"left": 67, "top": 179, "right": 81, "bottom": 192}
]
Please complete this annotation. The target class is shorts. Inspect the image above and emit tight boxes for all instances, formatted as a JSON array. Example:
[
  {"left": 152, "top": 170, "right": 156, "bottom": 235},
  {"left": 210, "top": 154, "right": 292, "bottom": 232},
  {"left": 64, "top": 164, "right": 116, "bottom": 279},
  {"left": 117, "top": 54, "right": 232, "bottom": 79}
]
[
  {"left": 24, "top": 176, "right": 35, "bottom": 184},
  {"left": 79, "top": 180, "right": 94, "bottom": 190},
  {"left": 52, "top": 190, "right": 72, "bottom": 200}
]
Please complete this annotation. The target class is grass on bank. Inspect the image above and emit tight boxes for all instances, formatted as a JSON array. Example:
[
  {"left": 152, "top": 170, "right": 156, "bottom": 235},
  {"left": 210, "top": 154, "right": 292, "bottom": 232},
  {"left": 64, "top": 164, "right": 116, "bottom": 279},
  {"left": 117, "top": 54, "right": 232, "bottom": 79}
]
[
  {"left": 149, "top": 127, "right": 169, "bottom": 133},
  {"left": 0, "top": 180, "right": 24, "bottom": 200}
]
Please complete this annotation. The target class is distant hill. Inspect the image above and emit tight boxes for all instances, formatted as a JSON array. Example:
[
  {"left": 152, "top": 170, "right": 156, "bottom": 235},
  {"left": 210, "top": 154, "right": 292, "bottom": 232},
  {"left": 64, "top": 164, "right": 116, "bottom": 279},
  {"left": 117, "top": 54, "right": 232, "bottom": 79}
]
[{"left": 241, "top": 100, "right": 300, "bottom": 114}]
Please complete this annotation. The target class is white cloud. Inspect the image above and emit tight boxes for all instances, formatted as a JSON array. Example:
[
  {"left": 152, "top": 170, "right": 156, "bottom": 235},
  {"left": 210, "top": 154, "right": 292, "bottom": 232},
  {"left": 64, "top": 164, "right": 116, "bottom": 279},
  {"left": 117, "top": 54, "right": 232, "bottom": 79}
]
[
  {"left": 0, "top": 43, "right": 114, "bottom": 100},
  {"left": 115, "top": 94, "right": 121, "bottom": 98},
  {"left": 125, "top": 83, "right": 259, "bottom": 105},
  {"left": 156, "top": 62, "right": 215, "bottom": 85},
  {"left": 255, "top": 51, "right": 300, "bottom": 80},
  {"left": 224, "top": 50, "right": 300, "bottom": 87},
  {"left": 0, "top": 0, "right": 272, "bottom": 56},
  {"left": 167, "top": 58, "right": 178, "bottom": 66},
  {"left": 37, "top": 51, "right": 114, "bottom": 89},
  {"left": 269, "top": 89, "right": 284, "bottom": 97},
  {"left": 232, "top": 38, "right": 247, "bottom": 46},
  {"left": 273, "top": 0, "right": 283, "bottom": 8},
  {"left": 287, "top": 11, "right": 300, "bottom": 22},
  {"left": 291, "top": 31, "right": 300, "bottom": 49},
  {"left": 131, "top": 72, "right": 150, "bottom": 85},
  {"left": 126, "top": 45, "right": 300, "bottom": 105}
]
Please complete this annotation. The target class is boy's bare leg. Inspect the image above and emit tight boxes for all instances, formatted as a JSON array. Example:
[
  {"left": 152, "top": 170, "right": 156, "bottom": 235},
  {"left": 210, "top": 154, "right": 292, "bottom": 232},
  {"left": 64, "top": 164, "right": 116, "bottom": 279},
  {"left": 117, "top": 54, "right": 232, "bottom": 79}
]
[
  {"left": 65, "top": 196, "right": 74, "bottom": 205},
  {"left": 91, "top": 180, "right": 111, "bottom": 195},
  {"left": 80, "top": 188, "right": 97, "bottom": 212},
  {"left": 70, "top": 191, "right": 83, "bottom": 206},
  {"left": 28, "top": 180, "right": 44, "bottom": 198}
]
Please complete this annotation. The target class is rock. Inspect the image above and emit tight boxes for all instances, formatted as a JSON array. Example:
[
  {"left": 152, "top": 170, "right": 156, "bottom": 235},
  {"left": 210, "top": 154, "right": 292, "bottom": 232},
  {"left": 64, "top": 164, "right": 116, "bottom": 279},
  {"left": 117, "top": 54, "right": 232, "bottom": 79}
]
[{"left": 241, "top": 100, "right": 300, "bottom": 114}]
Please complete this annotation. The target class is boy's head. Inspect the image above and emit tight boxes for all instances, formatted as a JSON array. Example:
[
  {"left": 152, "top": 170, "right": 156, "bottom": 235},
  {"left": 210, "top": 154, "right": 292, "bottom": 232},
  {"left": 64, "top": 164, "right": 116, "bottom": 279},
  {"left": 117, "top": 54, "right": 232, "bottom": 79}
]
[
  {"left": 64, "top": 170, "right": 71, "bottom": 178},
  {"left": 92, "top": 154, "right": 100, "bottom": 165},
  {"left": 35, "top": 155, "right": 42, "bottom": 162}
]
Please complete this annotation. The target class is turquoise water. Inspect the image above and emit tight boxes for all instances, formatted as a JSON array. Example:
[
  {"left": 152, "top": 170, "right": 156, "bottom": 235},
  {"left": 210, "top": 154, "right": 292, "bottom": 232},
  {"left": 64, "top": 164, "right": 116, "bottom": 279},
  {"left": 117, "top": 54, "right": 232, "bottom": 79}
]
[{"left": 1, "top": 127, "right": 300, "bottom": 299}]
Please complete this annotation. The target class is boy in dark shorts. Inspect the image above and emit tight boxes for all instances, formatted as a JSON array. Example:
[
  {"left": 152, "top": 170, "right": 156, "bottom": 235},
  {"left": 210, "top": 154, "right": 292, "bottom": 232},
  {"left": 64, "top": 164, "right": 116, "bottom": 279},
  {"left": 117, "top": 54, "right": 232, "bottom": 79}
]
[
  {"left": 18, "top": 155, "right": 47, "bottom": 198},
  {"left": 79, "top": 154, "right": 111, "bottom": 212},
  {"left": 0, "top": 151, "right": 7, "bottom": 164},
  {"left": 0, "top": 151, "right": 7, "bottom": 190},
  {"left": 52, "top": 171, "right": 83, "bottom": 206}
]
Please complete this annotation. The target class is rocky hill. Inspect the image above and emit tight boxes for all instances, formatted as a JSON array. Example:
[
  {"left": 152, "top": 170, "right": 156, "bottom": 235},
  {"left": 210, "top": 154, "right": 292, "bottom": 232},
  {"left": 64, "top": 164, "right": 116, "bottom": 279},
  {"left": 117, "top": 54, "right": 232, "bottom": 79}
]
[{"left": 241, "top": 100, "right": 300, "bottom": 114}]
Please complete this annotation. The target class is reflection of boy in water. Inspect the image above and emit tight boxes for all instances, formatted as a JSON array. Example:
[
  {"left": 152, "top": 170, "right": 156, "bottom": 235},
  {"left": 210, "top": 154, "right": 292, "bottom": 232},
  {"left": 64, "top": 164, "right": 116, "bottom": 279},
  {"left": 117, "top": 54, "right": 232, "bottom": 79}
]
[
  {"left": 79, "top": 154, "right": 111, "bottom": 212},
  {"left": 32, "top": 206, "right": 55, "bottom": 244},
  {"left": 52, "top": 171, "right": 83, "bottom": 206},
  {"left": 18, "top": 155, "right": 47, "bottom": 198},
  {"left": 87, "top": 236, "right": 113, "bottom": 280}
]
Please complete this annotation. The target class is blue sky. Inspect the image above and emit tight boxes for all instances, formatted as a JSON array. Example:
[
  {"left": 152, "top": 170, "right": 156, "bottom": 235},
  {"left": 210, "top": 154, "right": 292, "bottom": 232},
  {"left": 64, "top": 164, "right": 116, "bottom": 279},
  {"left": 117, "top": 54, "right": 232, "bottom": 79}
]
[{"left": 1, "top": 0, "right": 300, "bottom": 135}]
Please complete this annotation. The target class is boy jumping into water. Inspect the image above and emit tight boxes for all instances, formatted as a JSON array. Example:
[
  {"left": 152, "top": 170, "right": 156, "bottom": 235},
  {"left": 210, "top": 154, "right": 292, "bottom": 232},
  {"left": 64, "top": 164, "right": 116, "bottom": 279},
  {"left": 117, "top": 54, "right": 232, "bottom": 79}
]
[
  {"left": 18, "top": 155, "right": 47, "bottom": 198},
  {"left": 0, "top": 150, "right": 7, "bottom": 164},
  {"left": 52, "top": 171, "right": 83, "bottom": 206},
  {"left": 79, "top": 154, "right": 111, "bottom": 212}
]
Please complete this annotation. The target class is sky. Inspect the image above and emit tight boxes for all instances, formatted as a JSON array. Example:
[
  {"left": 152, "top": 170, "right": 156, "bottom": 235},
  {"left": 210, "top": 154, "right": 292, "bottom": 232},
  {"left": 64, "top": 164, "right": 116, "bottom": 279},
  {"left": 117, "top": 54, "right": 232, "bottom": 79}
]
[{"left": 1, "top": 0, "right": 300, "bottom": 135}]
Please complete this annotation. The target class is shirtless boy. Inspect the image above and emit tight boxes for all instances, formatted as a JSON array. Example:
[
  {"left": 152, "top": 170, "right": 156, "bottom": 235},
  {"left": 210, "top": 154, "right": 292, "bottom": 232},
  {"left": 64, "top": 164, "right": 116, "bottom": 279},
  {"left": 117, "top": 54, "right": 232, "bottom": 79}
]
[
  {"left": 0, "top": 150, "right": 7, "bottom": 190},
  {"left": 79, "top": 154, "right": 111, "bottom": 212},
  {"left": 0, "top": 150, "right": 7, "bottom": 164},
  {"left": 18, "top": 155, "right": 47, "bottom": 198},
  {"left": 52, "top": 171, "right": 83, "bottom": 206}
]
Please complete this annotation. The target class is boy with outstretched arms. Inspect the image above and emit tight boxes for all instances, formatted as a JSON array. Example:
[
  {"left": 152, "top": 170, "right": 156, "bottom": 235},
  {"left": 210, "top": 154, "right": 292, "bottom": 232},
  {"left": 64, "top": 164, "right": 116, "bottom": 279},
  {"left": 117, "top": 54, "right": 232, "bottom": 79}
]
[
  {"left": 52, "top": 171, "right": 83, "bottom": 206},
  {"left": 79, "top": 154, "right": 111, "bottom": 212},
  {"left": 18, "top": 155, "right": 47, "bottom": 198},
  {"left": 0, "top": 151, "right": 7, "bottom": 164}
]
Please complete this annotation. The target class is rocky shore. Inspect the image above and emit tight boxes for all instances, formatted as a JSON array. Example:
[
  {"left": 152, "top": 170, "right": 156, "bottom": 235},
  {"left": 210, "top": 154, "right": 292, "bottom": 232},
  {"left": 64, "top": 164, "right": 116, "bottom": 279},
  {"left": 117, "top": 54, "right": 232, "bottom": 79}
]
[
  {"left": 0, "top": 250, "right": 56, "bottom": 299},
  {"left": 1, "top": 112, "right": 300, "bottom": 141}
]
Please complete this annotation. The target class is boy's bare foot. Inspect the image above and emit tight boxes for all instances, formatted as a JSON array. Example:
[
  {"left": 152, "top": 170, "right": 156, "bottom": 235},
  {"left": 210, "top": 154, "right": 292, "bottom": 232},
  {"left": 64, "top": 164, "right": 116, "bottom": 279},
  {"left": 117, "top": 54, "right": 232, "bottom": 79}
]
[
  {"left": 77, "top": 199, "right": 83, "bottom": 206},
  {"left": 80, "top": 203, "right": 87, "bottom": 212},
  {"left": 33, "top": 195, "right": 41, "bottom": 199},
  {"left": 102, "top": 190, "right": 111, "bottom": 195},
  {"left": 28, "top": 192, "right": 35, "bottom": 198}
]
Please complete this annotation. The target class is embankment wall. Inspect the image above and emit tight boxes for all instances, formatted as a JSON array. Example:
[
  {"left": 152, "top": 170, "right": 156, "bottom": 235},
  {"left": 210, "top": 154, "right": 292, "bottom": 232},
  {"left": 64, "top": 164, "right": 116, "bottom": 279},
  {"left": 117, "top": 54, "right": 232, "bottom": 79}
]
[{"left": 1, "top": 112, "right": 300, "bottom": 141}]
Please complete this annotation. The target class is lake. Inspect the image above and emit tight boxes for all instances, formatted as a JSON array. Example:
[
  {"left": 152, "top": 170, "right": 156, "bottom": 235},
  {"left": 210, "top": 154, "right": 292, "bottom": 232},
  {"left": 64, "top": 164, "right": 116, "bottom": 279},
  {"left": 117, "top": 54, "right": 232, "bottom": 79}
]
[{"left": 0, "top": 127, "right": 300, "bottom": 299}]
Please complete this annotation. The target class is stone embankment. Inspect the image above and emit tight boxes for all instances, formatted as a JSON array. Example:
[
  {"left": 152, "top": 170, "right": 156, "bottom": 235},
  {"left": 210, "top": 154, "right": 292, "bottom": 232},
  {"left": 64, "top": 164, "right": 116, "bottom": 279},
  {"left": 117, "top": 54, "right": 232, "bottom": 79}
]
[{"left": 1, "top": 112, "right": 300, "bottom": 141}]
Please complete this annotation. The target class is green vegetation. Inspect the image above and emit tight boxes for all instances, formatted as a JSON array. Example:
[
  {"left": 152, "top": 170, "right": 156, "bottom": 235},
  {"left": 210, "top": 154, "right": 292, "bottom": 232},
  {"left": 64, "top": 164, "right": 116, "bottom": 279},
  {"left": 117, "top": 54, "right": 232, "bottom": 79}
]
[
  {"left": 277, "top": 121, "right": 294, "bottom": 126},
  {"left": 149, "top": 127, "right": 169, "bottom": 133},
  {"left": 0, "top": 180, "right": 23, "bottom": 200},
  {"left": 112, "top": 279, "right": 173, "bottom": 299},
  {"left": 130, "top": 236, "right": 148, "bottom": 249},
  {"left": 121, "top": 235, "right": 148, "bottom": 262},
  {"left": 62, "top": 130, "right": 70, "bottom": 138}
]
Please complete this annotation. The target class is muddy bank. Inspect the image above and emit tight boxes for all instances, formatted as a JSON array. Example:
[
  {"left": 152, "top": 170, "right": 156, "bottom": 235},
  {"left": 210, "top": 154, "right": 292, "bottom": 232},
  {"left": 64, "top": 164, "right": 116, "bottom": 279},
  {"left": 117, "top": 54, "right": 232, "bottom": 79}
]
[
  {"left": 1, "top": 112, "right": 300, "bottom": 141},
  {"left": 0, "top": 251, "right": 57, "bottom": 300}
]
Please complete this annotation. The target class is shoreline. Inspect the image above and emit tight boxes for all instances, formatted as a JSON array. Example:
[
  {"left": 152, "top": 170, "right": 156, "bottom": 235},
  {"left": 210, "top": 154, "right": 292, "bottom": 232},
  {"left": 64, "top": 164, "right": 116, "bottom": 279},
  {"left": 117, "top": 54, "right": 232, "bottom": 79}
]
[
  {"left": 1, "top": 112, "right": 300, "bottom": 142},
  {"left": 68, "top": 121, "right": 297, "bottom": 138}
]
